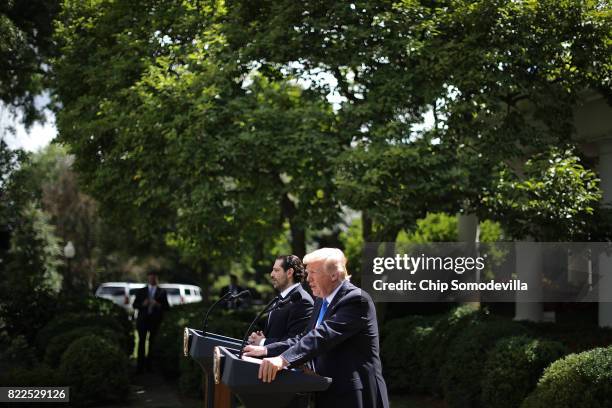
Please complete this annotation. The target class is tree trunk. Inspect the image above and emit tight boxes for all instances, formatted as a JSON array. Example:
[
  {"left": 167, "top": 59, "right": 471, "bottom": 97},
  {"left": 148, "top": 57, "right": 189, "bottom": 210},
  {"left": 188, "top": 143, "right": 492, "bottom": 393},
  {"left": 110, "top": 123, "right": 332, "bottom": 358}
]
[
  {"left": 362, "top": 212, "right": 373, "bottom": 243},
  {"left": 281, "top": 193, "right": 306, "bottom": 258},
  {"left": 252, "top": 241, "right": 267, "bottom": 284},
  {"left": 290, "top": 224, "right": 306, "bottom": 258}
]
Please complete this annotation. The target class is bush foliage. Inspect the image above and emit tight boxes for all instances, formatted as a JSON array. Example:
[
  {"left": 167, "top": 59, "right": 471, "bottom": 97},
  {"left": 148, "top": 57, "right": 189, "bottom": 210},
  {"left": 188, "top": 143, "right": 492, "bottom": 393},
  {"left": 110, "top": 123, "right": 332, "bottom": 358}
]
[
  {"left": 381, "top": 315, "right": 435, "bottom": 393},
  {"left": 440, "top": 318, "right": 527, "bottom": 408},
  {"left": 521, "top": 346, "right": 612, "bottom": 408},
  {"left": 59, "top": 335, "right": 129, "bottom": 406},
  {"left": 481, "top": 335, "right": 567, "bottom": 408}
]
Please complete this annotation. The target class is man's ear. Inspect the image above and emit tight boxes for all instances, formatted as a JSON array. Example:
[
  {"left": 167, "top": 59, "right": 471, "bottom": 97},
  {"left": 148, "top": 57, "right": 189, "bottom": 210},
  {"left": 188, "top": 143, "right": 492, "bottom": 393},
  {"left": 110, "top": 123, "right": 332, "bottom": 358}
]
[{"left": 286, "top": 267, "right": 294, "bottom": 281}]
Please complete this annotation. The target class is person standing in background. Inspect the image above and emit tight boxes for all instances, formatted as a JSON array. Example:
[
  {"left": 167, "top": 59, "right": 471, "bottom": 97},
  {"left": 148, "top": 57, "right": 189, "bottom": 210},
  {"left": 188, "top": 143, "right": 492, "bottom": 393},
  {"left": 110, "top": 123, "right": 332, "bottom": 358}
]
[
  {"left": 220, "top": 274, "right": 247, "bottom": 309},
  {"left": 133, "top": 269, "right": 169, "bottom": 373}
]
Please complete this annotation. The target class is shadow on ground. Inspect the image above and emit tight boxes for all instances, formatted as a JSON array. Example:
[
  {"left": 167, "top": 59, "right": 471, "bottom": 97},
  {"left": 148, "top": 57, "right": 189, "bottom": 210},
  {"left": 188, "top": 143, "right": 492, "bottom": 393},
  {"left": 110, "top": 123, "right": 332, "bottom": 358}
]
[{"left": 100, "top": 371, "right": 201, "bottom": 408}]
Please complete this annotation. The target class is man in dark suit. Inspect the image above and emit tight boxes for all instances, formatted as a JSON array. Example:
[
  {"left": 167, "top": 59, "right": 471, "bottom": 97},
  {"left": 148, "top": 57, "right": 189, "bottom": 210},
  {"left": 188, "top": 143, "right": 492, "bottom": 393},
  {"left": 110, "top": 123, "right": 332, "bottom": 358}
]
[
  {"left": 244, "top": 248, "right": 389, "bottom": 408},
  {"left": 248, "top": 255, "right": 314, "bottom": 346},
  {"left": 133, "top": 269, "right": 170, "bottom": 373}
]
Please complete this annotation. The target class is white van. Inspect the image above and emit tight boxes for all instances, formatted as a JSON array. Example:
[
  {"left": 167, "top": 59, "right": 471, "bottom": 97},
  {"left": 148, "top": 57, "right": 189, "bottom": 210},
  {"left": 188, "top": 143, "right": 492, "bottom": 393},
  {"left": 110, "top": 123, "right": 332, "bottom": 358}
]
[
  {"left": 95, "top": 282, "right": 146, "bottom": 316},
  {"left": 158, "top": 283, "right": 203, "bottom": 306}
]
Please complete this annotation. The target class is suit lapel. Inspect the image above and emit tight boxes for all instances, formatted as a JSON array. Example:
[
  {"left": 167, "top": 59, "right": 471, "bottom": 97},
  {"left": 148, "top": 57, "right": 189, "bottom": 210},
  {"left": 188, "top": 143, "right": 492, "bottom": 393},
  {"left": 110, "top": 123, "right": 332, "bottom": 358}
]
[
  {"left": 324, "top": 280, "right": 350, "bottom": 319},
  {"left": 266, "top": 286, "right": 299, "bottom": 333}
]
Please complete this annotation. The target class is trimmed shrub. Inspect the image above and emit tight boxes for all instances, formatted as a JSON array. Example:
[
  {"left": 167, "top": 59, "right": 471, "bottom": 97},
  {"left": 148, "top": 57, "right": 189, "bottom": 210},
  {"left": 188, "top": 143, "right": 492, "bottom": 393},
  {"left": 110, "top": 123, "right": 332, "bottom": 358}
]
[
  {"left": 59, "top": 335, "right": 129, "bottom": 406},
  {"left": 0, "top": 332, "right": 37, "bottom": 370},
  {"left": 481, "top": 335, "right": 567, "bottom": 408},
  {"left": 67, "top": 296, "right": 132, "bottom": 341},
  {"left": 153, "top": 303, "right": 204, "bottom": 379},
  {"left": 0, "top": 365, "right": 63, "bottom": 387},
  {"left": 520, "top": 321, "right": 612, "bottom": 353},
  {"left": 44, "top": 326, "right": 126, "bottom": 367},
  {"left": 521, "top": 346, "right": 612, "bottom": 408},
  {"left": 420, "top": 305, "right": 485, "bottom": 395},
  {"left": 381, "top": 315, "right": 436, "bottom": 393},
  {"left": 179, "top": 357, "right": 205, "bottom": 398},
  {"left": 441, "top": 318, "right": 527, "bottom": 408},
  {"left": 36, "top": 312, "right": 131, "bottom": 355}
]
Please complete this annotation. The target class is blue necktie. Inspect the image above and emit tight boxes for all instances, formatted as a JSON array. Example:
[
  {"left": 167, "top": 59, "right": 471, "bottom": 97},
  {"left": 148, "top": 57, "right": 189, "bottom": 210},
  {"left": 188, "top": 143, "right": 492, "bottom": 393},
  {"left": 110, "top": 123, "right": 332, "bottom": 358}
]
[{"left": 315, "top": 300, "right": 329, "bottom": 327}]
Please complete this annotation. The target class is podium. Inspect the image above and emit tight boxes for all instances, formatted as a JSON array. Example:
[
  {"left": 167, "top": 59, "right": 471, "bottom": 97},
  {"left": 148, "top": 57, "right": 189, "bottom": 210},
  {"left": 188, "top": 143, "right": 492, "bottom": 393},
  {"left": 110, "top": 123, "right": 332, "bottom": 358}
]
[
  {"left": 184, "top": 327, "right": 332, "bottom": 408},
  {"left": 184, "top": 328, "right": 242, "bottom": 408},
  {"left": 214, "top": 346, "right": 332, "bottom": 408}
]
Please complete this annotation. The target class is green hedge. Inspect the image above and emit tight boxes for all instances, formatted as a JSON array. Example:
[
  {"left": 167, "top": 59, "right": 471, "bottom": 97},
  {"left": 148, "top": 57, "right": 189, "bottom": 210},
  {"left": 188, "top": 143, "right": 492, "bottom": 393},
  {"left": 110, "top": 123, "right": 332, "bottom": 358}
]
[
  {"left": 0, "top": 365, "right": 63, "bottom": 387},
  {"left": 481, "top": 335, "right": 567, "bottom": 408},
  {"left": 520, "top": 321, "right": 612, "bottom": 353},
  {"left": 153, "top": 303, "right": 204, "bottom": 379},
  {"left": 521, "top": 346, "right": 612, "bottom": 408},
  {"left": 44, "top": 326, "right": 127, "bottom": 367},
  {"left": 36, "top": 312, "right": 131, "bottom": 355},
  {"left": 56, "top": 296, "right": 134, "bottom": 353},
  {"left": 420, "top": 305, "right": 485, "bottom": 395},
  {"left": 0, "top": 332, "right": 37, "bottom": 370},
  {"left": 441, "top": 318, "right": 527, "bottom": 408},
  {"left": 59, "top": 335, "right": 129, "bottom": 406},
  {"left": 381, "top": 315, "right": 436, "bottom": 393}
]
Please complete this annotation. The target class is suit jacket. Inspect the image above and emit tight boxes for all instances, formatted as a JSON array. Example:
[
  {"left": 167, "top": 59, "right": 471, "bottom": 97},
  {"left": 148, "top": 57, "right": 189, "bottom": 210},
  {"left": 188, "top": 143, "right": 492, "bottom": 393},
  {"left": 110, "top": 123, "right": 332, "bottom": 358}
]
[
  {"left": 266, "top": 280, "right": 389, "bottom": 408},
  {"left": 133, "top": 286, "right": 170, "bottom": 330},
  {"left": 263, "top": 284, "right": 314, "bottom": 345}
]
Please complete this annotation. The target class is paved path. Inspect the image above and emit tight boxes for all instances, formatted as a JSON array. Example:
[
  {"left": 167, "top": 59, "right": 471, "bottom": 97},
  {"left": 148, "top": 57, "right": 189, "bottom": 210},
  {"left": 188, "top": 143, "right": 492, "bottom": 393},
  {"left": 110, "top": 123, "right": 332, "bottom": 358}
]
[{"left": 101, "top": 372, "right": 201, "bottom": 408}]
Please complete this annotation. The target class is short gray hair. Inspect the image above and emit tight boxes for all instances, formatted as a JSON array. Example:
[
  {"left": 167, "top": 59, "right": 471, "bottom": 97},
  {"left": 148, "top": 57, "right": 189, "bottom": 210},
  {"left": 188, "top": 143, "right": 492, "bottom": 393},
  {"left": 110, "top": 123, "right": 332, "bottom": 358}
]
[{"left": 303, "top": 248, "right": 350, "bottom": 280}]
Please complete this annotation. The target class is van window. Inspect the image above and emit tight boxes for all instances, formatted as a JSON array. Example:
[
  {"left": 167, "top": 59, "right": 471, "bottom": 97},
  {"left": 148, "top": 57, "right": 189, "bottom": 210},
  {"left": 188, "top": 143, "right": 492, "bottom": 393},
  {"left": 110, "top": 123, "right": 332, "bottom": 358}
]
[
  {"left": 185, "top": 288, "right": 191, "bottom": 295},
  {"left": 98, "top": 286, "right": 125, "bottom": 296},
  {"left": 129, "top": 288, "right": 141, "bottom": 295},
  {"left": 165, "top": 288, "right": 180, "bottom": 296}
]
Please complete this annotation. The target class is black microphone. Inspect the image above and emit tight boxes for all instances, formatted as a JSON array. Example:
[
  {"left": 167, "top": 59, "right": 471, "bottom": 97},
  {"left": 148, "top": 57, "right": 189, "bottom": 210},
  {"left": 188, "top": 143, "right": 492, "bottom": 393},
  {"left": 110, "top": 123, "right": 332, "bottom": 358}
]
[
  {"left": 202, "top": 289, "right": 250, "bottom": 334},
  {"left": 273, "top": 291, "right": 301, "bottom": 309},
  {"left": 231, "top": 289, "right": 251, "bottom": 300},
  {"left": 238, "top": 292, "right": 301, "bottom": 359}
]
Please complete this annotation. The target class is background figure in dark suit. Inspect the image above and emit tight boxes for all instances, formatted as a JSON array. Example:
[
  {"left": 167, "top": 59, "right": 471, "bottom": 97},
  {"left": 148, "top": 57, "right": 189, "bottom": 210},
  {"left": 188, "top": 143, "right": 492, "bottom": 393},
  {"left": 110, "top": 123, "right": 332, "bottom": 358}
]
[
  {"left": 244, "top": 248, "right": 389, "bottom": 408},
  {"left": 133, "top": 270, "right": 169, "bottom": 373},
  {"left": 220, "top": 274, "right": 246, "bottom": 309},
  {"left": 248, "top": 255, "right": 314, "bottom": 346}
]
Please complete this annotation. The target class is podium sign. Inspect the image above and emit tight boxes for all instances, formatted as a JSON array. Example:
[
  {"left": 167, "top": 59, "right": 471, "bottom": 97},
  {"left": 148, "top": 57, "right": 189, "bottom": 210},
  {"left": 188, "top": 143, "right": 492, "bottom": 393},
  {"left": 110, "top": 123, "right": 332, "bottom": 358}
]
[{"left": 214, "top": 346, "right": 332, "bottom": 408}]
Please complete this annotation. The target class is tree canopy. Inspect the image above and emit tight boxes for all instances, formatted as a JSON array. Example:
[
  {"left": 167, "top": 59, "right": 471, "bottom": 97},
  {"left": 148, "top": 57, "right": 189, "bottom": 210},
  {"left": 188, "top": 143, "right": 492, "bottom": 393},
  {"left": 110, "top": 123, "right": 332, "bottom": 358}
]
[
  {"left": 49, "top": 0, "right": 612, "bottom": 276},
  {"left": 1, "top": 0, "right": 59, "bottom": 126}
]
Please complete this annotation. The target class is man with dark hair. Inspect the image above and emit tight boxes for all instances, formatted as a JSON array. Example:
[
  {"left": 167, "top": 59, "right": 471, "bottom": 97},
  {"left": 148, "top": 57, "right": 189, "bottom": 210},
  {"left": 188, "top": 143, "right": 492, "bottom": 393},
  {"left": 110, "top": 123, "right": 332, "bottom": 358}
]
[
  {"left": 133, "top": 269, "right": 170, "bottom": 373},
  {"left": 248, "top": 255, "right": 314, "bottom": 346}
]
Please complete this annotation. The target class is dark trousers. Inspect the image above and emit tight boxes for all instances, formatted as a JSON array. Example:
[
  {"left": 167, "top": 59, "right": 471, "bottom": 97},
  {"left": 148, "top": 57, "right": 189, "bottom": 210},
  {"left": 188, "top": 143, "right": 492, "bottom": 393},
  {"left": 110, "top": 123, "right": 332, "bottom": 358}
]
[
  {"left": 315, "top": 389, "right": 363, "bottom": 408},
  {"left": 137, "top": 322, "right": 160, "bottom": 371}
]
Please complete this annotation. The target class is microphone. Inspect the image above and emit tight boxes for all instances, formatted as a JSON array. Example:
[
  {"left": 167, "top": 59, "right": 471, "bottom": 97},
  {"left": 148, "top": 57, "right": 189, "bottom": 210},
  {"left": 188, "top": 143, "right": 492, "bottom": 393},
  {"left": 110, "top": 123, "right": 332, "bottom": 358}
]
[
  {"left": 273, "top": 291, "right": 301, "bottom": 309},
  {"left": 238, "top": 292, "right": 301, "bottom": 358},
  {"left": 231, "top": 289, "right": 251, "bottom": 300},
  {"left": 202, "top": 289, "right": 250, "bottom": 334}
]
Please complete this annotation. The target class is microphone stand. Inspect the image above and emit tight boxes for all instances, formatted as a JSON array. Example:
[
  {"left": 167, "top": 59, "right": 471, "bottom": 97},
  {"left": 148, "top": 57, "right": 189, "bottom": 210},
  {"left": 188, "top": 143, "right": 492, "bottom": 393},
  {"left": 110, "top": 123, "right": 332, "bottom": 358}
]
[
  {"left": 202, "top": 290, "right": 250, "bottom": 334},
  {"left": 238, "top": 296, "right": 280, "bottom": 359}
]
